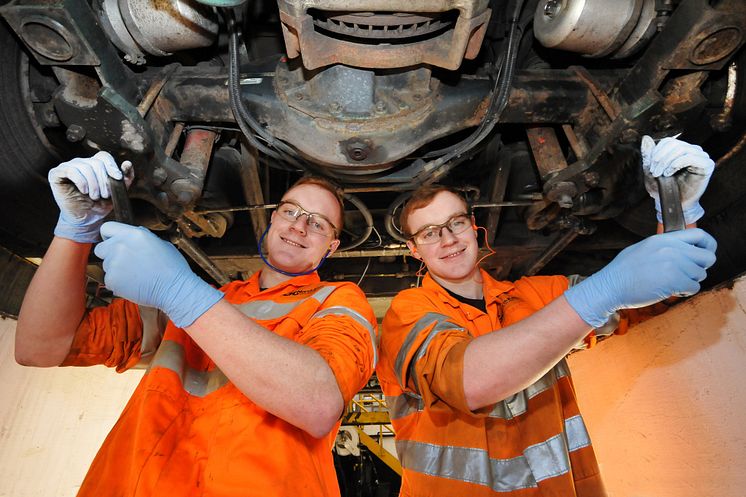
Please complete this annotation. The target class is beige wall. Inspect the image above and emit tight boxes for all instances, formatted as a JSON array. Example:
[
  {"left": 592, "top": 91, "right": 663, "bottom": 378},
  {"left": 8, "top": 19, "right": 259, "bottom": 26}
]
[
  {"left": 568, "top": 275, "right": 746, "bottom": 497},
  {"left": 0, "top": 318, "right": 143, "bottom": 497},
  {"left": 1, "top": 275, "right": 745, "bottom": 497}
]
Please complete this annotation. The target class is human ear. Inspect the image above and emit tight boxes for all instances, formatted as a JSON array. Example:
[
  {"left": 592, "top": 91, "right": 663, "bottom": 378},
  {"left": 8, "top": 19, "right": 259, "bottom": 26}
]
[
  {"left": 406, "top": 239, "right": 421, "bottom": 259},
  {"left": 327, "top": 238, "right": 341, "bottom": 256}
]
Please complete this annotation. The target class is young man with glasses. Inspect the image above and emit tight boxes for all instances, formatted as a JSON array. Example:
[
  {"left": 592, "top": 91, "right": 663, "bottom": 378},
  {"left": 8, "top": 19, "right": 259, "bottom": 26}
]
[
  {"left": 376, "top": 136, "right": 718, "bottom": 496},
  {"left": 15, "top": 153, "right": 377, "bottom": 497}
]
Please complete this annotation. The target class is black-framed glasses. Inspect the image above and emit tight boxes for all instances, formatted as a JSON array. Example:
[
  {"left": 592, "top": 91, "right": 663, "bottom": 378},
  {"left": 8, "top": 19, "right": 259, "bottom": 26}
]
[
  {"left": 275, "top": 201, "right": 339, "bottom": 238},
  {"left": 410, "top": 213, "right": 471, "bottom": 245}
]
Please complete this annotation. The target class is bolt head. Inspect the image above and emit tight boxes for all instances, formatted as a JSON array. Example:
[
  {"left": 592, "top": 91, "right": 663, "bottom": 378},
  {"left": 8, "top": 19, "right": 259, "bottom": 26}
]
[
  {"left": 65, "top": 124, "right": 86, "bottom": 142},
  {"left": 544, "top": 0, "right": 562, "bottom": 18},
  {"left": 346, "top": 140, "right": 370, "bottom": 161},
  {"left": 620, "top": 128, "right": 639, "bottom": 144},
  {"left": 583, "top": 171, "right": 600, "bottom": 187},
  {"left": 152, "top": 168, "right": 168, "bottom": 186}
]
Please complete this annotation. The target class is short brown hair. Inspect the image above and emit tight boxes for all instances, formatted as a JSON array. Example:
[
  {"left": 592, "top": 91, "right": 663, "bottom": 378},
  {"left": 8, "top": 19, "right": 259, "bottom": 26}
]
[
  {"left": 286, "top": 176, "right": 345, "bottom": 231},
  {"left": 399, "top": 185, "right": 468, "bottom": 237}
]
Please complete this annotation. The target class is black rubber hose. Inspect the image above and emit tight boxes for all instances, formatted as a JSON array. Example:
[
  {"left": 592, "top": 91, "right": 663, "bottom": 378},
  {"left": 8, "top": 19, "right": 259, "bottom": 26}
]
[
  {"left": 384, "top": 191, "right": 412, "bottom": 243},
  {"left": 416, "top": 0, "right": 526, "bottom": 183},
  {"left": 226, "top": 12, "right": 306, "bottom": 170},
  {"left": 338, "top": 193, "right": 373, "bottom": 251}
]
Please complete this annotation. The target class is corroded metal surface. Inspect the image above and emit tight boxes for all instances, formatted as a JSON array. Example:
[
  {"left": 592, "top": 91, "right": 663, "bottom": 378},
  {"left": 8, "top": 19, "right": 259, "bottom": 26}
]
[{"left": 277, "top": 0, "right": 491, "bottom": 70}]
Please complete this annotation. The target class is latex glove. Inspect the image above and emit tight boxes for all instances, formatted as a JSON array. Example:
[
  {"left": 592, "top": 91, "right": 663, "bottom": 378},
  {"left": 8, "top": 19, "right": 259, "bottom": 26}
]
[
  {"left": 641, "top": 135, "right": 715, "bottom": 225},
  {"left": 564, "top": 228, "right": 717, "bottom": 328},
  {"left": 49, "top": 152, "right": 134, "bottom": 243},
  {"left": 94, "top": 222, "right": 224, "bottom": 328}
]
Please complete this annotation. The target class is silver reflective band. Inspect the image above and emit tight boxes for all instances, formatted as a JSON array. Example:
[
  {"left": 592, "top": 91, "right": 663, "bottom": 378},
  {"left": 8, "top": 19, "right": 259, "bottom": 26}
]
[
  {"left": 409, "top": 318, "right": 469, "bottom": 394},
  {"left": 312, "top": 306, "right": 378, "bottom": 368},
  {"left": 564, "top": 415, "right": 591, "bottom": 452},
  {"left": 136, "top": 305, "right": 168, "bottom": 368},
  {"left": 386, "top": 393, "right": 423, "bottom": 421},
  {"left": 396, "top": 414, "right": 591, "bottom": 492},
  {"left": 235, "top": 286, "right": 336, "bottom": 320},
  {"left": 394, "top": 312, "right": 466, "bottom": 389},
  {"left": 149, "top": 340, "right": 229, "bottom": 397},
  {"left": 489, "top": 359, "right": 570, "bottom": 420},
  {"left": 387, "top": 360, "right": 571, "bottom": 420}
]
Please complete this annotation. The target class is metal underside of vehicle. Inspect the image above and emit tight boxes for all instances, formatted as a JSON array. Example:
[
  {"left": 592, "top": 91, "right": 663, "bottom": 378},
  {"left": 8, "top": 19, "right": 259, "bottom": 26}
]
[{"left": 0, "top": 0, "right": 745, "bottom": 298}]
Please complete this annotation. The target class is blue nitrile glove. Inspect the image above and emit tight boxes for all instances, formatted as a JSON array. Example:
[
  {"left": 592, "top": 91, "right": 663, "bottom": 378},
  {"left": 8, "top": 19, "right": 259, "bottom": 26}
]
[
  {"left": 49, "top": 152, "right": 133, "bottom": 243},
  {"left": 94, "top": 222, "right": 224, "bottom": 328},
  {"left": 564, "top": 229, "right": 717, "bottom": 328},
  {"left": 641, "top": 135, "right": 715, "bottom": 225}
]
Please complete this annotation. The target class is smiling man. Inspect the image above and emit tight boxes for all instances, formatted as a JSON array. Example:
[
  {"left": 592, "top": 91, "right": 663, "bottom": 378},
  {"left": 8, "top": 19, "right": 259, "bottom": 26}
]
[
  {"left": 15, "top": 154, "right": 377, "bottom": 497},
  {"left": 376, "top": 137, "right": 718, "bottom": 496}
]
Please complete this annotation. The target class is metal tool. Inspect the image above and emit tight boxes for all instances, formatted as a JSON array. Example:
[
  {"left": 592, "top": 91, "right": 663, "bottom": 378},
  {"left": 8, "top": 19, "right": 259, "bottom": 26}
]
[
  {"left": 108, "top": 174, "right": 135, "bottom": 225},
  {"left": 656, "top": 175, "right": 686, "bottom": 232}
]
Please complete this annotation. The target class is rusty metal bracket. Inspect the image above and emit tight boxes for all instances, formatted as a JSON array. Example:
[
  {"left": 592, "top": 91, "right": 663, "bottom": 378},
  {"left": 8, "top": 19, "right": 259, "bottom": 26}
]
[{"left": 278, "top": 1, "right": 491, "bottom": 71}]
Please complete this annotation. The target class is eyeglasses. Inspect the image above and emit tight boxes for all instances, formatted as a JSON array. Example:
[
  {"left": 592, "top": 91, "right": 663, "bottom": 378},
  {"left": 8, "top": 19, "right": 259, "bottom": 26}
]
[
  {"left": 409, "top": 213, "right": 471, "bottom": 245},
  {"left": 275, "top": 201, "right": 339, "bottom": 238}
]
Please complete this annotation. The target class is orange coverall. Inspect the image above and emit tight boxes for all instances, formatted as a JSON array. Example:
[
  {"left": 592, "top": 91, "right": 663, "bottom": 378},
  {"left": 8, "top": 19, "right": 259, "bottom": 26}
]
[
  {"left": 61, "top": 271, "right": 377, "bottom": 497},
  {"left": 377, "top": 270, "right": 607, "bottom": 497}
]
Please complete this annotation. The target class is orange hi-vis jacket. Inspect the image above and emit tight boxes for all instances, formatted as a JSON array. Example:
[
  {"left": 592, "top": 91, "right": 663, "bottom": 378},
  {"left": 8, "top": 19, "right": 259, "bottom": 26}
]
[
  {"left": 61, "top": 271, "right": 378, "bottom": 497},
  {"left": 377, "top": 270, "right": 607, "bottom": 497}
]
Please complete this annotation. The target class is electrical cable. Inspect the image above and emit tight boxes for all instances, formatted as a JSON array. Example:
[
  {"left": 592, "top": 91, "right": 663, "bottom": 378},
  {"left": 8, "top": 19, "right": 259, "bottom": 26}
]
[
  {"left": 356, "top": 258, "right": 371, "bottom": 286},
  {"left": 338, "top": 192, "right": 373, "bottom": 251},
  {"left": 384, "top": 191, "right": 413, "bottom": 243},
  {"left": 414, "top": 0, "right": 527, "bottom": 184},
  {"left": 226, "top": 10, "right": 307, "bottom": 170}
]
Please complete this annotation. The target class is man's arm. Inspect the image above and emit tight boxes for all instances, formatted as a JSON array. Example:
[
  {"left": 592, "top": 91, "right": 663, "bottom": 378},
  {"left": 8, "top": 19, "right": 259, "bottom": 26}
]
[
  {"left": 462, "top": 228, "right": 715, "bottom": 410},
  {"left": 16, "top": 152, "right": 130, "bottom": 367},
  {"left": 93, "top": 223, "right": 376, "bottom": 438},
  {"left": 15, "top": 238, "right": 90, "bottom": 366},
  {"left": 186, "top": 300, "right": 344, "bottom": 438},
  {"left": 462, "top": 136, "right": 717, "bottom": 411},
  {"left": 462, "top": 296, "right": 589, "bottom": 410}
]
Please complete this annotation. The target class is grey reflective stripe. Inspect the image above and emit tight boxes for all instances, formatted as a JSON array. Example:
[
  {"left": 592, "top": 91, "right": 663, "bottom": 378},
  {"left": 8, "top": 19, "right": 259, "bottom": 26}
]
[
  {"left": 523, "top": 433, "right": 570, "bottom": 483},
  {"left": 489, "top": 359, "right": 571, "bottom": 420},
  {"left": 397, "top": 439, "right": 538, "bottom": 491},
  {"left": 149, "top": 340, "right": 229, "bottom": 397},
  {"left": 394, "top": 312, "right": 466, "bottom": 389},
  {"left": 312, "top": 306, "right": 378, "bottom": 368},
  {"left": 566, "top": 274, "right": 586, "bottom": 287},
  {"left": 396, "top": 413, "right": 592, "bottom": 491},
  {"left": 235, "top": 285, "right": 336, "bottom": 320},
  {"left": 135, "top": 305, "right": 167, "bottom": 368},
  {"left": 386, "top": 394, "right": 423, "bottom": 420},
  {"left": 389, "top": 360, "right": 571, "bottom": 420},
  {"left": 565, "top": 414, "right": 591, "bottom": 451}
]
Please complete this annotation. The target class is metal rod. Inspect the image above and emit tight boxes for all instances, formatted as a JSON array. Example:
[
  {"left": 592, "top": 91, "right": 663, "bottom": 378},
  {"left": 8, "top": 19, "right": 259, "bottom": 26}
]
[
  {"left": 194, "top": 203, "right": 278, "bottom": 214},
  {"left": 524, "top": 229, "right": 579, "bottom": 276},
  {"left": 164, "top": 122, "right": 185, "bottom": 158},
  {"left": 136, "top": 64, "right": 179, "bottom": 117},
  {"left": 171, "top": 232, "right": 231, "bottom": 286},
  {"left": 472, "top": 200, "right": 538, "bottom": 208}
]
